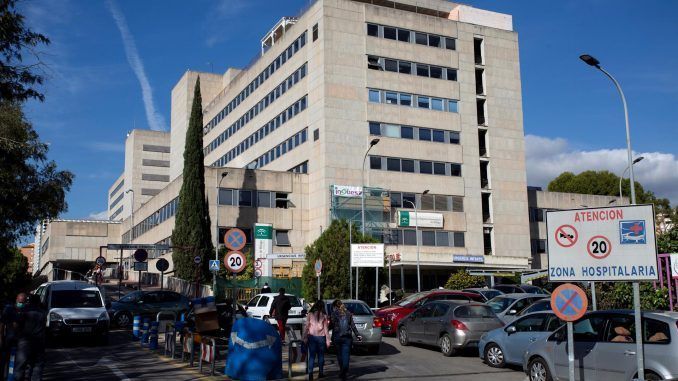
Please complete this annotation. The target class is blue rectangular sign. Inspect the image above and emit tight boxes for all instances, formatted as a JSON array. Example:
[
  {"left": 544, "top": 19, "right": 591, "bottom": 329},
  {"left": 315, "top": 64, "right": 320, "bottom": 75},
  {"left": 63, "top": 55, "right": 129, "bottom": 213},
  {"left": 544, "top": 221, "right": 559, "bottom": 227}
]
[{"left": 453, "top": 255, "right": 485, "bottom": 264}]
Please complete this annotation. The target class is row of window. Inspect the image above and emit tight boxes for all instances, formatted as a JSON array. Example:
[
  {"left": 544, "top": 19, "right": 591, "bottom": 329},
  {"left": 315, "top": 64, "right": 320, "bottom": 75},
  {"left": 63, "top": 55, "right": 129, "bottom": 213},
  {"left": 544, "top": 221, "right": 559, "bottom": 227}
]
[
  {"left": 204, "top": 63, "right": 308, "bottom": 155},
  {"left": 367, "top": 23, "right": 456, "bottom": 51},
  {"left": 368, "top": 88, "right": 458, "bottom": 113},
  {"left": 368, "top": 56, "right": 457, "bottom": 81},
  {"left": 125, "top": 198, "right": 179, "bottom": 242},
  {"left": 212, "top": 96, "right": 308, "bottom": 167},
  {"left": 110, "top": 179, "right": 124, "bottom": 200},
  {"left": 249, "top": 128, "right": 308, "bottom": 169},
  {"left": 110, "top": 206, "right": 123, "bottom": 221},
  {"left": 288, "top": 161, "right": 308, "bottom": 174},
  {"left": 381, "top": 229, "right": 465, "bottom": 247},
  {"left": 109, "top": 192, "right": 124, "bottom": 211},
  {"left": 370, "top": 155, "right": 462, "bottom": 177},
  {"left": 218, "top": 188, "right": 290, "bottom": 209},
  {"left": 204, "top": 32, "right": 307, "bottom": 134},
  {"left": 390, "top": 192, "right": 463, "bottom": 213},
  {"left": 369, "top": 121, "right": 460, "bottom": 145}
]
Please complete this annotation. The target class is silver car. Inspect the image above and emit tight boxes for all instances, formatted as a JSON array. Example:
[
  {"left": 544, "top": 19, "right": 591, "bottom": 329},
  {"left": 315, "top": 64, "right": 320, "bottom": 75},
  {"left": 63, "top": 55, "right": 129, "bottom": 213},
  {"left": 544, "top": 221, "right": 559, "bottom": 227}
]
[
  {"left": 486, "top": 293, "right": 549, "bottom": 324},
  {"left": 397, "top": 301, "right": 503, "bottom": 356},
  {"left": 523, "top": 310, "right": 678, "bottom": 381},
  {"left": 325, "top": 299, "right": 383, "bottom": 354}
]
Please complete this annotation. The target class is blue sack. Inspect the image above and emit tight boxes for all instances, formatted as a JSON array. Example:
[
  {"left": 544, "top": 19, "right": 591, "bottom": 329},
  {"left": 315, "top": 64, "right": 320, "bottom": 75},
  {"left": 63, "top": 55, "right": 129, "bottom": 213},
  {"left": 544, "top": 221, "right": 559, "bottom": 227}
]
[{"left": 225, "top": 317, "right": 282, "bottom": 380}]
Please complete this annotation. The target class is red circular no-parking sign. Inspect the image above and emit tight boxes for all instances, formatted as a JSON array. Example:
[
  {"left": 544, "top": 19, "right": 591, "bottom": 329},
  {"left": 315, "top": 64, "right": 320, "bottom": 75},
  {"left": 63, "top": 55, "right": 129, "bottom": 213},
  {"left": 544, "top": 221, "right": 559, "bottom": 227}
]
[
  {"left": 587, "top": 235, "right": 612, "bottom": 259},
  {"left": 554, "top": 224, "right": 578, "bottom": 248}
]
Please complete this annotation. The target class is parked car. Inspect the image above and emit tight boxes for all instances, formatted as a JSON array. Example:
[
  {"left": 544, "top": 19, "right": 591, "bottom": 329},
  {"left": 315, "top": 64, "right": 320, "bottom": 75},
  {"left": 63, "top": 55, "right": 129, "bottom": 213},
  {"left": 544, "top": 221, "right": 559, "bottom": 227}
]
[
  {"left": 324, "top": 299, "right": 383, "bottom": 354},
  {"left": 245, "top": 293, "right": 306, "bottom": 328},
  {"left": 479, "top": 311, "right": 563, "bottom": 368},
  {"left": 516, "top": 299, "right": 552, "bottom": 317},
  {"left": 397, "top": 301, "right": 503, "bottom": 356},
  {"left": 486, "top": 293, "right": 549, "bottom": 324},
  {"left": 184, "top": 300, "right": 247, "bottom": 338},
  {"left": 33, "top": 281, "right": 110, "bottom": 342},
  {"left": 376, "top": 290, "right": 484, "bottom": 335},
  {"left": 494, "top": 284, "right": 550, "bottom": 295},
  {"left": 523, "top": 310, "right": 678, "bottom": 381},
  {"left": 463, "top": 288, "right": 504, "bottom": 302},
  {"left": 108, "top": 290, "right": 190, "bottom": 327}
]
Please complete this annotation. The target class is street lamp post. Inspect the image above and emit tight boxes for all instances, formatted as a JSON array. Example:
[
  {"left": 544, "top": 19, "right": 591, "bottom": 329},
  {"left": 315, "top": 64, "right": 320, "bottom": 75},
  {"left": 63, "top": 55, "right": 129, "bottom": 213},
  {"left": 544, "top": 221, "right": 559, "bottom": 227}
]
[
  {"left": 580, "top": 53, "right": 644, "bottom": 380},
  {"left": 619, "top": 156, "right": 644, "bottom": 201},
  {"left": 123, "top": 189, "right": 134, "bottom": 295},
  {"left": 214, "top": 171, "right": 228, "bottom": 296},
  {"left": 361, "top": 138, "right": 379, "bottom": 306},
  {"left": 403, "top": 189, "right": 428, "bottom": 293}
]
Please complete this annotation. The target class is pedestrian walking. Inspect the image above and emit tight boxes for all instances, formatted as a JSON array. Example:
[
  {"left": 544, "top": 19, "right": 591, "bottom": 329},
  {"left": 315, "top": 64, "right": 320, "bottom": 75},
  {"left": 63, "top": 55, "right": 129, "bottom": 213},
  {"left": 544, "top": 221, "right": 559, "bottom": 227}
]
[
  {"left": 269, "top": 288, "right": 291, "bottom": 344},
  {"left": 12, "top": 293, "right": 47, "bottom": 381},
  {"left": 261, "top": 282, "right": 272, "bottom": 294},
  {"left": 330, "top": 300, "right": 362, "bottom": 380},
  {"left": 303, "top": 300, "right": 330, "bottom": 380}
]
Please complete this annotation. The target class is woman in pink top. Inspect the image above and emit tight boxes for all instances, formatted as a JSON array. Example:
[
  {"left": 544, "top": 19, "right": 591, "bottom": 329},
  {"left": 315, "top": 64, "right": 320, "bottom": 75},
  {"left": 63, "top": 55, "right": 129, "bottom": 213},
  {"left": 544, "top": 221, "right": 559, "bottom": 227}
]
[{"left": 303, "top": 300, "right": 330, "bottom": 380}]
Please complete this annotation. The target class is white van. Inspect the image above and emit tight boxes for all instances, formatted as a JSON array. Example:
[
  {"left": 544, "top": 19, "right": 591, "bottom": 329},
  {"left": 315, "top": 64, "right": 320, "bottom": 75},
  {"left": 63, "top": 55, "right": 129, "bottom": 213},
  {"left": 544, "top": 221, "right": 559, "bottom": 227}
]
[{"left": 33, "top": 281, "right": 110, "bottom": 342}]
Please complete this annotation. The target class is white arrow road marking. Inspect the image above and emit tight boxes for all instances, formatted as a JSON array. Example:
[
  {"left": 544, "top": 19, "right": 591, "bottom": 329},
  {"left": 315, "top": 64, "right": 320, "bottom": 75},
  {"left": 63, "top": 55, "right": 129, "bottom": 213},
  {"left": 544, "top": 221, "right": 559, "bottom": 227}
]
[{"left": 230, "top": 332, "right": 277, "bottom": 349}]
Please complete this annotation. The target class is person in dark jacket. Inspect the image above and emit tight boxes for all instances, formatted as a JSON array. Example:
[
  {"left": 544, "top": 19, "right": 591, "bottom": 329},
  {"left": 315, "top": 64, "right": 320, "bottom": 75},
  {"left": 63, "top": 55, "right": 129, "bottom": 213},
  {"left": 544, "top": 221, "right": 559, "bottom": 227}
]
[
  {"left": 12, "top": 293, "right": 47, "bottom": 381},
  {"left": 269, "top": 288, "right": 291, "bottom": 343},
  {"left": 330, "top": 300, "right": 362, "bottom": 380},
  {"left": 261, "top": 283, "right": 272, "bottom": 294}
]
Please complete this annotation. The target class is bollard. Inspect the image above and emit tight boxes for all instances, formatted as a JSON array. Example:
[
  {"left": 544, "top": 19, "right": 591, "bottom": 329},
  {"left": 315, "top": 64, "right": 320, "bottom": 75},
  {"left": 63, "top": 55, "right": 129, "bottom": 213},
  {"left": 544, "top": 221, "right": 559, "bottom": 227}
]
[
  {"left": 132, "top": 315, "right": 141, "bottom": 340},
  {"left": 7, "top": 347, "right": 16, "bottom": 381},
  {"left": 141, "top": 318, "right": 151, "bottom": 345},
  {"left": 149, "top": 321, "right": 159, "bottom": 350}
]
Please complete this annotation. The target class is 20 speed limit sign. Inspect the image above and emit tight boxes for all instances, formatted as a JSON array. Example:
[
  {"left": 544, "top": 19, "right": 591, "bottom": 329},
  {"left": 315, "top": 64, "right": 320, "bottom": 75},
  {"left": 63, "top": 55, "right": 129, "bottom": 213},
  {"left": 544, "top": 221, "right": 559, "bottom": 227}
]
[{"left": 224, "top": 251, "right": 247, "bottom": 273}]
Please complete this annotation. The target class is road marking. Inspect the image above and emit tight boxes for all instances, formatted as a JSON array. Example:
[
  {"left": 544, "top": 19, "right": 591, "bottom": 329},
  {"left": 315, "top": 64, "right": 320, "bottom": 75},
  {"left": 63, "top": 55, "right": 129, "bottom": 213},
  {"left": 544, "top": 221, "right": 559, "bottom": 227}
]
[{"left": 96, "top": 357, "right": 131, "bottom": 381}]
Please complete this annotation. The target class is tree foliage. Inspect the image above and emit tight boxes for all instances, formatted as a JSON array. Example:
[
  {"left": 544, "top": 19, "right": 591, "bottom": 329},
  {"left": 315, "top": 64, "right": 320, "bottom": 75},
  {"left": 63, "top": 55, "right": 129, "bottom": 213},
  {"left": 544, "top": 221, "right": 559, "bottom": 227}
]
[
  {"left": 0, "top": 246, "right": 31, "bottom": 303},
  {"left": 444, "top": 271, "right": 485, "bottom": 290},
  {"left": 171, "top": 78, "right": 214, "bottom": 281},
  {"left": 595, "top": 282, "right": 670, "bottom": 311},
  {"left": 0, "top": 102, "right": 73, "bottom": 249},
  {"left": 658, "top": 228, "right": 678, "bottom": 254},
  {"left": 301, "top": 220, "right": 377, "bottom": 302},
  {"left": 0, "top": 0, "right": 50, "bottom": 102}
]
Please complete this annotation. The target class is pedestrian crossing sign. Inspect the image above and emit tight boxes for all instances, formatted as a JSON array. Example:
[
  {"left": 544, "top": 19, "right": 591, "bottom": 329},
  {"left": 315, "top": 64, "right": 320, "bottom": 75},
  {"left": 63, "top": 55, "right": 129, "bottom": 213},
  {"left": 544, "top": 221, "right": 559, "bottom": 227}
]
[{"left": 209, "top": 260, "right": 220, "bottom": 272}]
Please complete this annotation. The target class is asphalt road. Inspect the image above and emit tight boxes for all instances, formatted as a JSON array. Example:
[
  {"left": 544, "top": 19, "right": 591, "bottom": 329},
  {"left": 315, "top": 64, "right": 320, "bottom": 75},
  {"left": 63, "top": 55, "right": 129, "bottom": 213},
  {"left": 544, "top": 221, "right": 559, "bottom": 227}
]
[{"left": 41, "top": 332, "right": 528, "bottom": 381}]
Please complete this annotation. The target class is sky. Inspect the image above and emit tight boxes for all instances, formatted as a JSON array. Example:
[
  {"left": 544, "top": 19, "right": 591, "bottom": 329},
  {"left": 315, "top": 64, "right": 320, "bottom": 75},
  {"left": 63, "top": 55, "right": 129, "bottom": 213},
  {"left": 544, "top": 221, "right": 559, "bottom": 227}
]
[{"left": 18, "top": 0, "right": 678, "bottom": 221}]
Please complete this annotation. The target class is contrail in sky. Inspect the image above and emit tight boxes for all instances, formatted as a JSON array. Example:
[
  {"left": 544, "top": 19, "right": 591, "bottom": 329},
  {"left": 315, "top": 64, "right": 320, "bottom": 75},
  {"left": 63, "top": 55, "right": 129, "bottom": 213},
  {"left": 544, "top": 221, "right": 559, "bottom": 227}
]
[{"left": 106, "top": 0, "right": 167, "bottom": 131}]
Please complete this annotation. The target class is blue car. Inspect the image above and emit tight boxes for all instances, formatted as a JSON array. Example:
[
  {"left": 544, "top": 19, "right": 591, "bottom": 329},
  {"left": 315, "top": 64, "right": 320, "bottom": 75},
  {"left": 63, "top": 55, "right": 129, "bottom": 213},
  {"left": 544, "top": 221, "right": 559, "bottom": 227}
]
[{"left": 479, "top": 311, "right": 563, "bottom": 368}]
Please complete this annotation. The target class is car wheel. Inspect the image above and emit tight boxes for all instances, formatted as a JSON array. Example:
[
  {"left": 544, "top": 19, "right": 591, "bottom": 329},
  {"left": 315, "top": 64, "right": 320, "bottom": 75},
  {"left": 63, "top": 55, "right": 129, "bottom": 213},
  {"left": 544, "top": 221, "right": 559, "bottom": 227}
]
[
  {"left": 115, "top": 311, "right": 132, "bottom": 327},
  {"left": 366, "top": 345, "right": 380, "bottom": 355},
  {"left": 484, "top": 343, "right": 505, "bottom": 368},
  {"left": 440, "top": 334, "right": 455, "bottom": 357},
  {"left": 528, "top": 357, "right": 552, "bottom": 381},
  {"left": 644, "top": 372, "right": 662, "bottom": 381},
  {"left": 398, "top": 327, "right": 409, "bottom": 346}
]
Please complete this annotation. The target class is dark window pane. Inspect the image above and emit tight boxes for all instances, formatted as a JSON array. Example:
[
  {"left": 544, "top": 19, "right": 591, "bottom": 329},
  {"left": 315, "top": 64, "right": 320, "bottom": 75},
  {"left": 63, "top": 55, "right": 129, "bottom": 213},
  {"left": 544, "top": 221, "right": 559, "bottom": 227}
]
[
  {"left": 403, "top": 193, "right": 416, "bottom": 208},
  {"left": 415, "top": 32, "right": 427, "bottom": 45},
  {"left": 432, "top": 130, "right": 445, "bottom": 142},
  {"left": 430, "top": 66, "right": 443, "bottom": 79},
  {"left": 384, "top": 59, "right": 398, "bottom": 72},
  {"left": 449, "top": 131, "right": 460, "bottom": 144},
  {"left": 401, "top": 159, "right": 415, "bottom": 172},
  {"left": 453, "top": 232, "right": 465, "bottom": 247},
  {"left": 369, "top": 122, "right": 381, "bottom": 135},
  {"left": 367, "top": 23, "right": 378, "bottom": 37},
  {"left": 399, "top": 93, "right": 412, "bottom": 106},
  {"left": 434, "top": 162, "right": 446, "bottom": 175},
  {"left": 445, "top": 37, "right": 456, "bottom": 50},
  {"left": 370, "top": 156, "right": 382, "bottom": 169},
  {"left": 398, "top": 61, "right": 412, "bottom": 74},
  {"left": 419, "top": 161, "right": 432, "bottom": 174},
  {"left": 275, "top": 230, "right": 290, "bottom": 246},
  {"left": 416, "top": 64, "right": 429, "bottom": 77},
  {"left": 428, "top": 35, "right": 441, "bottom": 47},
  {"left": 450, "top": 163, "right": 462, "bottom": 176},
  {"left": 422, "top": 231, "right": 436, "bottom": 246},
  {"left": 257, "top": 191, "right": 271, "bottom": 207},
  {"left": 417, "top": 96, "right": 430, "bottom": 109},
  {"left": 387, "top": 158, "right": 400, "bottom": 171},
  {"left": 397, "top": 29, "right": 410, "bottom": 42},
  {"left": 436, "top": 231, "right": 450, "bottom": 246},
  {"left": 421, "top": 194, "right": 434, "bottom": 210},
  {"left": 401, "top": 126, "right": 414, "bottom": 139},
  {"left": 452, "top": 196, "right": 464, "bottom": 212},
  {"left": 219, "top": 189, "right": 233, "bottom": 205},
  {"left": 403, "top": 229, "right": 417, "bottom": 245},
  {"left": 431, "top": 98, "right": 444, "bottom": 111},
  {"left": 369, "top": 89, "right": 380, "bottom": 103},
  {"left": 419, "top": 128, "right": 431, "bottom": 141},
  {"left": 435, "top": 196, "right": 452, "bottom": 212},
  {"left": 390, "top": 192, "right": 402, "bottom": 208},
  {"left": 446, "top": 68, "right": 457, "bottom": 81},
  {"left": 385, "top": 91, "right": 398, "bottom": 104},
  {"left": 383, "top": 26, "right": 397, "bottom": 40},
  {"left": 239, "top": 190, "right": 253, "bottom": 206}
]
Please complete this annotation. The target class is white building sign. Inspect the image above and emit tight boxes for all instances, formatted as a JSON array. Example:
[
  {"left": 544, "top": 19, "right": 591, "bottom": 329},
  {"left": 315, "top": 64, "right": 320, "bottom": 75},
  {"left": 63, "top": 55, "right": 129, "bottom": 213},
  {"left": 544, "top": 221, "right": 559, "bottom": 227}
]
[
  {"left": 546, "top": 204, "right": 658, "bottom": 282},
  {"left": 333, "top": 185, "right": 363, "bottom": 198},
  {"left": 671, "top": 254, "right": 678, "bottom": 279},
  {"left": 351, "top": 244, "right": 384, "bottom": 268},
  {"left": 254, "top": 223, "right": 273, "bottom": 259},
  {"left": 398, "top": 211, "right": 443, "bottom": 228},
  {"left": 268, "top": 253, "right": 306, "bottom": 260}
]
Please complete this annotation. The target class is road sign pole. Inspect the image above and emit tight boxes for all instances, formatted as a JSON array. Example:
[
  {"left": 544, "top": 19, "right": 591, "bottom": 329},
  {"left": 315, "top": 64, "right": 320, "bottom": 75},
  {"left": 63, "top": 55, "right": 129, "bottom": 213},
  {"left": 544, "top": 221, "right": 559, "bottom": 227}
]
[
  {"left": 160, "top": 271, "right": 164, "bottom": 291},
  {"left": 591, "top": 281, "right": 597, "bottom": 311},
  {"left": 118, "top": 247, "right": 123, "bottom": 299},
  {"left": 138, "top": 270, "right": 142, "bottom": 291},
  {"left": 232, "top": 272, "right": 237, "bottom": 318},
  {"left": 567, "top": 321, "right": 575, "bottom": 381},
  {"left": 633, "top": 282, "right": 644, "bottom": 380}
]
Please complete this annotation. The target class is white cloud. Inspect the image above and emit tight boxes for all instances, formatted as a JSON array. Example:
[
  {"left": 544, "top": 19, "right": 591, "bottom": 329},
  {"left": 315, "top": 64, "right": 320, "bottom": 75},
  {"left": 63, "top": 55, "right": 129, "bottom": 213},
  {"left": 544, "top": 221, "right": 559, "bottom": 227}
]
[
  {"left": 525, "top": 134, "right": 678, "bottom": 204},
  {"left": 88, "top": 210, "right": 109, "bottom": 220},
  {"left": 204, "top": 0, "right": 251, "bottom": 47},
  {"left": 106, "top": 0, "right": 167, "bottom": 131}
]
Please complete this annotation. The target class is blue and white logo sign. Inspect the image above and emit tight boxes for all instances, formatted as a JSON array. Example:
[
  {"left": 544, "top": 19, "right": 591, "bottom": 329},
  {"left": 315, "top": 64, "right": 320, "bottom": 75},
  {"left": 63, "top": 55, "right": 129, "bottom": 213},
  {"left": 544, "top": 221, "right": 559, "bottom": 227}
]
[
  {"left": 619, "top": 220, "right": 646, "bottom": 244},
  {"left": 209, "top": 260, "right": 220, "bottom": 272}
]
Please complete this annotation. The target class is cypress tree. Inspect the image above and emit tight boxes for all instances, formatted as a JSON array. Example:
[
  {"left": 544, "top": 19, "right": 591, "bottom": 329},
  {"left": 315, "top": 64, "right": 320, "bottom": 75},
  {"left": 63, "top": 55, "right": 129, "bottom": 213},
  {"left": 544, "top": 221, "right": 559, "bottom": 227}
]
[{"left": 171, "top": 78, "right": 214, "bottom": 280}]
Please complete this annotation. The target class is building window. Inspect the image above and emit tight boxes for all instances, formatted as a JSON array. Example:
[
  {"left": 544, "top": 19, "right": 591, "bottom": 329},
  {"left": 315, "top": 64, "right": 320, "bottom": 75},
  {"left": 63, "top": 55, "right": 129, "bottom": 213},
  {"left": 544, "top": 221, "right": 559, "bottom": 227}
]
[
  {"left": 450, "top": 164, "right": 462, "bottom": 177},
  {"left": 369, "top": 156, "right": 382, "bottom": 170},
  {"left": 403, "top": 229, "right": 417, "bottom": 245},
  {"left": 369, "top": 89, "right": 380, "bottom": 103},
  {"left": 257, "top": 191, "right": 271, "bottom": 208},
  {"left": 419, "top": 128, "right": 431, "bottom": 141},
  {"left": 313, "top": 128, "right": 319, "bottom": 141},
  {"left": 239, "top": 190, "right": 253, "bottom": 207},
  {"left": 383, "top": 26, "right": 397, "bottom": 40},
  {"left": 219, "top": 189, "right": 234, "bottom": 205},
  {"left": 401, "top": 126, "right": 414, "bottom": 139},
  {"left": 387, "top": 158, "right": 400, "bottom": 171},
  {"left": 366, "top": 23, "right": 456, "bottom": 51},
  {"left": 275, "top": 230, "right": 291, "bottom": 246},
  {"left": 312, "top": 24, "right": 318, "bottom": 41},
  {"left": 399, "top": 93, "right": 411, "bottom": 106},
  {"left": 369, "top": 122, "right": 381, "bottom": 135},
  {"left": 453, "top": 232, "right": 465, "bottom": 247},
  {"left": 449, "top": 131, "right": 460, "bottom": 144},
  {"left": 370, "top": 156, "right": 461, "bottom": 177},
  {"left": 422, "top": 231, "right": 436, "bottom": 246},
  {"left": 401, "top": 159, "right": 415, "bottom": 173},
  {"left": 367, "top": 23, "right": 378, "bottom": 37},
  {"left": 415, "top": 32, "right": 427, "bottom": 45},
  {"left": 419, "top": 161, "right": 432, "bottom": 174}
]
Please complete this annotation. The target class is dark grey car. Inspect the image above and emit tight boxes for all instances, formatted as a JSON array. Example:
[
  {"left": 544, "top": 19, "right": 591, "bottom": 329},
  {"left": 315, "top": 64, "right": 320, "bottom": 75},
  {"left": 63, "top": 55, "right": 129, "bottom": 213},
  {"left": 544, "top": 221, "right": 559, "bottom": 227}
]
[{"left": 397, "top": 301, "right": 503, "bottom": 356}]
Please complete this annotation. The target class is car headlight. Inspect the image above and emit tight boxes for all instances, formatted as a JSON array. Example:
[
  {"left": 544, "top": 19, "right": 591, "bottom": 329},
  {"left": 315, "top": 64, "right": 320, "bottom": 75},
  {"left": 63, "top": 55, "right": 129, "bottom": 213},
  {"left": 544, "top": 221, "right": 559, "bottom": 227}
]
[
  {"left": 50, "top": 312, "right": 63, "bottom": 322},
  {"left": 98, "top": 312, "right": 109, "bottom": 321}
]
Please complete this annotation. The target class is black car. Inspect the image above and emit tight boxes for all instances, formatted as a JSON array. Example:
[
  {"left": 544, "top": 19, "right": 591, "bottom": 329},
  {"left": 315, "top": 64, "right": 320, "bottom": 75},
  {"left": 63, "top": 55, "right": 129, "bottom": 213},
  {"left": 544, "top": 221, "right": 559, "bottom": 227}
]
[{"left": 108, "top": 290, "right": 190, "bottom": 327}]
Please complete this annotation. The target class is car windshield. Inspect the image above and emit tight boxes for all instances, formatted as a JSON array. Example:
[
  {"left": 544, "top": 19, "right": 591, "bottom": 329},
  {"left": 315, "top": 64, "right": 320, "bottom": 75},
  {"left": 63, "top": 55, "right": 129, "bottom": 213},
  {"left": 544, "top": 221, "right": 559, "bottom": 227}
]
[
  {"left": 52, "top": 290, "right": 103, "bottom": 308},
  {"left": 455, "top": 305, "right": 495, "bottom": 318},
  {"left": 487, "top": 296, "right": 516, "bottom": 313},
  {"left": 345, "top": 302, "right": 373, "bottom": 316},
  {"left": 521, "top": 285, "right": 545, "bottom": 294},
  {"left": 480, "top": 290, "right": 503, "bottom": 300},
  {"left": 119, "top": 292, "right": 142, "bottom": 303},
  {"left": 287, "top": 296, "right": 302, "bottom": 307},
  {"left": 397, "top": 291, "right": 431, "bottom": 307}
]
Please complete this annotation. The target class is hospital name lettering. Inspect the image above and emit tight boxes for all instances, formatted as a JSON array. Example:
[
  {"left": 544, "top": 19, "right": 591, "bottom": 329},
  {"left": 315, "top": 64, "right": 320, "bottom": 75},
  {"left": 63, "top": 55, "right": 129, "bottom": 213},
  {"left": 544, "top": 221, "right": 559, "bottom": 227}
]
[{"left": 550, "top": 265, "right": 656, "bottom": 278}]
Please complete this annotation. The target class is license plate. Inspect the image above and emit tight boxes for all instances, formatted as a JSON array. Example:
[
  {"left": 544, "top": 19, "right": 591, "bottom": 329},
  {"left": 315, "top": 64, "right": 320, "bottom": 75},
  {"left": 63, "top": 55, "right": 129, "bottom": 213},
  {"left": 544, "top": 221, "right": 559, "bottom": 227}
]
[
  {"left": 72, "top": 327, "right": 92, "bottom": 333},
  {"left": 356, "top": 323, "right": 367, "bottom": 329}
]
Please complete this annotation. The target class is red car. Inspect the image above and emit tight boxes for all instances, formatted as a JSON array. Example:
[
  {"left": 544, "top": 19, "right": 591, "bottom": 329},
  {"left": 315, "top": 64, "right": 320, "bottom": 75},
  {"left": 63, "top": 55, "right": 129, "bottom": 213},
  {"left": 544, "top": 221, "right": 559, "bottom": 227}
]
[{"left": 376, "top": 290, "right": 484, "bottom": 335}]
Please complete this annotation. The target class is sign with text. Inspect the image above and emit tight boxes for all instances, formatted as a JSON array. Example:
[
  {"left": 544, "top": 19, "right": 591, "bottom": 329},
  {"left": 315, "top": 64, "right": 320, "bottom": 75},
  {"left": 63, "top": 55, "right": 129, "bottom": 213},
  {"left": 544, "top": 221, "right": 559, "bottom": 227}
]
[
  {"left": 453, "top": 255, "right": 485, "bottom": 264},
  {"left": 547, "top": 205, "right": 658, "bottom": 282},
  {"left": 397, "top": 211, "right": 444, "bottom": 228},
  {"left": 107, "top": 243, "right": 169, "bottom": 251},
  {"left": 351, "top": 244, "right": 384, "bottom": 268},
  {"left": 133, "top": 262, "right": 148, "bottom": 271},
  {"left": 254, "top": 223, "right": 273, "bottom": 259},
  {"left": 267, "top": 253, "right": 306, "bottom": 260},
  {"left": 671, "top": 254, "right": 678, "bottom": 279},
  {"left": 332, "top": 185, "right": 363, "bottom": 198}
]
